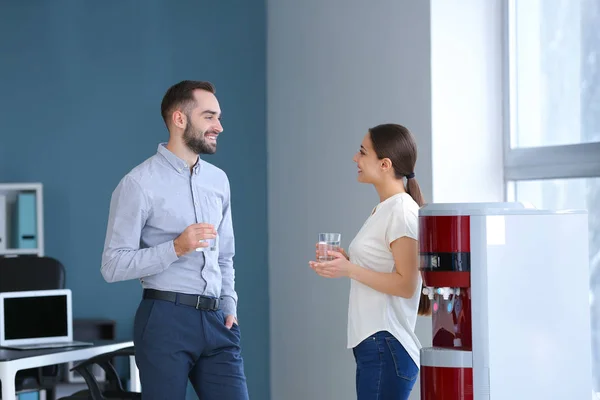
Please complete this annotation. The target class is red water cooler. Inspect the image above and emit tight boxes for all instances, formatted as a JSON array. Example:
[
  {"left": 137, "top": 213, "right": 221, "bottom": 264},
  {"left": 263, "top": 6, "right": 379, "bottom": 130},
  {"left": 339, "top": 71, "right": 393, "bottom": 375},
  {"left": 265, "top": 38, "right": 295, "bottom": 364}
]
[
  {"left": 419, "top": 212, "right": 473, "bottom": 399},
  {"left": 416, "top": 202, "right": 594, "bottom": 400}
]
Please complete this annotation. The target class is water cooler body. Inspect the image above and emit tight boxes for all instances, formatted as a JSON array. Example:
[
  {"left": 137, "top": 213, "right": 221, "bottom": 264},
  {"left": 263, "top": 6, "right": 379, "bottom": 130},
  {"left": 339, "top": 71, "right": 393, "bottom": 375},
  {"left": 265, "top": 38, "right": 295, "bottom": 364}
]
[
  {"left": 418, "top": 203, "right": 593, "bottom": 400},
  {"left": 419, "top": 214, "right": 473, "bottom": 399}
]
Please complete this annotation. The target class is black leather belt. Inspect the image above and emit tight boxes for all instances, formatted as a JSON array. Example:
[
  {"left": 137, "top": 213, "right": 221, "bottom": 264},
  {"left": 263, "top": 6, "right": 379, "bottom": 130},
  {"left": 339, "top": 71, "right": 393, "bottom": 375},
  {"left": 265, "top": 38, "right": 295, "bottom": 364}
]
[{"left": 143, "top": 289, "right": 220, "bottom": 311}]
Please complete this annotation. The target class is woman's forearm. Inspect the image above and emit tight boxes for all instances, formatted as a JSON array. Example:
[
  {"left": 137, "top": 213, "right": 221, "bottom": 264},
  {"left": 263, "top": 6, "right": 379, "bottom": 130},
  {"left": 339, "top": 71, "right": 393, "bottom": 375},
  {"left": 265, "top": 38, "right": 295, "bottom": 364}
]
[{"left": 348, "top": 263, "right": 416, "bottom": 298}]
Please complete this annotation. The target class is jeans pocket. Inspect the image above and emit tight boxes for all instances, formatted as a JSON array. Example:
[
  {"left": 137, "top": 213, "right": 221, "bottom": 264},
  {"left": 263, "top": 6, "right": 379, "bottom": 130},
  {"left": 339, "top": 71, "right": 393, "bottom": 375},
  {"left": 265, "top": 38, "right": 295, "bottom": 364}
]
[
  {"left": 353, "top": 335, "right": 381, "bottom": 367},
  {"left": 385, "top": 337, "right": 418, "bottom": 381}
]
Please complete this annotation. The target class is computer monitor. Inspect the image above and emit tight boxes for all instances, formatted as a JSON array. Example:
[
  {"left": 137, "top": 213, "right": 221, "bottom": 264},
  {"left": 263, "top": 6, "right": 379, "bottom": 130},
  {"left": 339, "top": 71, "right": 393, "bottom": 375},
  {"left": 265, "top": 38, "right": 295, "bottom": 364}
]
[{"left": 0, "top": 289, "right": 73, "bottom": 347}]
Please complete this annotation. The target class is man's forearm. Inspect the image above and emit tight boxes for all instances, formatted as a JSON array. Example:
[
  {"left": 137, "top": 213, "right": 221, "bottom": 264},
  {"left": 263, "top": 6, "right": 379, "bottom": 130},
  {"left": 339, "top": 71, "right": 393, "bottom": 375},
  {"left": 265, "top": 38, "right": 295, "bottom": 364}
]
[
  {"left": 217, "top": 177, "right": 237, "bottom": 317},
  {"left": 220, "top": 294, "right": 237, "bottom": 318},
  {"left": 101, "top": 240, "right": 179, "bottom": 283},
  {"left": 218, "top": 251, "right": 238, "bottom": 317},
  {"left": 218, "top": 238, "right": 238, "bottom": 317}
]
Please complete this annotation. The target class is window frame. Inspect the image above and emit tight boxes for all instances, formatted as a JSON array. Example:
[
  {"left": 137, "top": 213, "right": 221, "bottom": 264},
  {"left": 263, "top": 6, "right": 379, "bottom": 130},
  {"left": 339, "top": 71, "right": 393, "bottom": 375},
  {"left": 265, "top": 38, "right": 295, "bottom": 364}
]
[{"left": 502, "top": 0, "right": 600, "bottom": 185}]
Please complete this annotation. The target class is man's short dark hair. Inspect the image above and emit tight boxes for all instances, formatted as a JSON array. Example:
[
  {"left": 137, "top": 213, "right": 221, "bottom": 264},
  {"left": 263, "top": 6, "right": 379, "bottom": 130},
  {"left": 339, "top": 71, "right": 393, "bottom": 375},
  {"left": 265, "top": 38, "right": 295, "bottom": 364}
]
[{"left": 160, "top": 80, "right": 216, "bottom": 126}]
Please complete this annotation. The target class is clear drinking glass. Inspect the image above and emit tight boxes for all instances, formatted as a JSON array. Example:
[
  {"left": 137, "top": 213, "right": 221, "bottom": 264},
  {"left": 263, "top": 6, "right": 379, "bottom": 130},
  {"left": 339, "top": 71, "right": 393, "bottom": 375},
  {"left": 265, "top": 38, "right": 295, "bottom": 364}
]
[
  {"left": 317, "top": 233, "right": 341, "bottom": 261},
  {"left": 196, "top": 238, "right": 217, "bottom": 252}
]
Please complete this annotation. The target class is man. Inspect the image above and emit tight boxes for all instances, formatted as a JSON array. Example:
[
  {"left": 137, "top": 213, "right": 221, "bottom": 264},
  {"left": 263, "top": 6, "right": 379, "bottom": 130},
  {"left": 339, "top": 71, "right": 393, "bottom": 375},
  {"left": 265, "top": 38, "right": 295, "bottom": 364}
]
[{"left": 101, "top": 80, "right": 247, "bottom": 399}]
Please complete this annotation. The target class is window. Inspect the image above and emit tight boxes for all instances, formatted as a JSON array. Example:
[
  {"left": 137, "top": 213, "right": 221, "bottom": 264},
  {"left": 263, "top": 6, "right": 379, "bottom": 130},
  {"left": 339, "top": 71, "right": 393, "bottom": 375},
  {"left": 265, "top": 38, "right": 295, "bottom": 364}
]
[
  {"left": 505, "top": 0, "right": 600, "bottom": 394},
  {"left": 510, "top": 0, "right": 600, "bottom": 148}
]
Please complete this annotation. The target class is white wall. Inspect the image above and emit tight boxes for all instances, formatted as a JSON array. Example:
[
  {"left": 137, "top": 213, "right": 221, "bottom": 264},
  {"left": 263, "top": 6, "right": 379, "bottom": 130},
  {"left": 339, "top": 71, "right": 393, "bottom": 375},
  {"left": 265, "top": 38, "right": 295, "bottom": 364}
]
[
  {"left": 431, "top": 0, "right": 504, "bottom": 203},
  {"left": 268, "top": 1, "right": 504, "bottom": 399}
]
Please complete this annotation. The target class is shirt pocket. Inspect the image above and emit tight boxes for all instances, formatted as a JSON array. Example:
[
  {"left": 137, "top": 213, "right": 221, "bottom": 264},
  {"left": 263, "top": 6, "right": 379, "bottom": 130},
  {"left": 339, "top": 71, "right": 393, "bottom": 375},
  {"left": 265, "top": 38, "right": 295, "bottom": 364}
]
[{"left": 204, "top": 193, "right": 223, "bottom": 229}]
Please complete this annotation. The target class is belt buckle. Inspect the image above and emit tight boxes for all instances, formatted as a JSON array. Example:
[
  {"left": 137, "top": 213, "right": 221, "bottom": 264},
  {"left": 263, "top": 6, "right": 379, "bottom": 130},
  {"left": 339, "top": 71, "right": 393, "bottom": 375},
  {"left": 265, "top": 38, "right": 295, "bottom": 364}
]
[{"left": 195, "top": 295, "right": 218, "bottom": 311}]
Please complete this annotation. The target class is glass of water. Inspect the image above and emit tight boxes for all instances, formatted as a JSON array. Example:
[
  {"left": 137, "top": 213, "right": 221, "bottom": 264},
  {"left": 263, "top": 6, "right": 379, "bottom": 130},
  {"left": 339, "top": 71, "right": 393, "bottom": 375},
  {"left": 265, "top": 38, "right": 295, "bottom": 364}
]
[
  {"left": 196, "top": 237, "right": 217, "bottom": 252},
  {"left": 317, "top": 233, "right": 341, "bottom": 261}
]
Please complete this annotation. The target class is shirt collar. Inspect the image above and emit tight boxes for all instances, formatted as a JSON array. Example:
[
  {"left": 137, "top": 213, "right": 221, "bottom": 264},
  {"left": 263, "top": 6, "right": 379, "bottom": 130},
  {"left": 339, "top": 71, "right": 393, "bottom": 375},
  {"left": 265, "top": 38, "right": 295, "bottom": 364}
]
[{"left": 157, "top": 143, "right": 201, "bottom": 175}]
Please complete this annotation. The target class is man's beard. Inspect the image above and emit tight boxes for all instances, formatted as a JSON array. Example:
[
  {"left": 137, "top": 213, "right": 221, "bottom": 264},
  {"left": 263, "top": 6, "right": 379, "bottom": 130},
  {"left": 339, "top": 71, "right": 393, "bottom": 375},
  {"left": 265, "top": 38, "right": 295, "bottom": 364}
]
[{"left": 183, "top": 122, "right": 216, "bottom": 155}]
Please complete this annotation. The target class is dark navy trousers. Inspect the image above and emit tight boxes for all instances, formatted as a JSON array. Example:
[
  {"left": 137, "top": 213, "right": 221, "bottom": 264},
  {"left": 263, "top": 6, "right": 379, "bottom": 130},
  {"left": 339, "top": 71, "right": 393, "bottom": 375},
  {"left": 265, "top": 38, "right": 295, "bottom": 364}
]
[{"left": 133, "top": 297, "right": 248, "bottom": 400}]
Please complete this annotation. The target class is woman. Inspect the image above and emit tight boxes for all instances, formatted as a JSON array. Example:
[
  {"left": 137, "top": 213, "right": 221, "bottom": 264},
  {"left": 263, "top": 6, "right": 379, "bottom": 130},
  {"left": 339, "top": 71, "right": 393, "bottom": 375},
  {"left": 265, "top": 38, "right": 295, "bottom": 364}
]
[{"left": 309, "top": 123, "right": 431, "bottom": 400}]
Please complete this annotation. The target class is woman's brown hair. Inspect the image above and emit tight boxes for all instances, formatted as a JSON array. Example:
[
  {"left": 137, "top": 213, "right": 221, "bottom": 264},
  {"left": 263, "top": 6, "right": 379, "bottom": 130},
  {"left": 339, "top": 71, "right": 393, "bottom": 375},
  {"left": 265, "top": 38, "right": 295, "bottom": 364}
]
[{"left": 368, "top": 123, "right": 432, "bottom": 316}]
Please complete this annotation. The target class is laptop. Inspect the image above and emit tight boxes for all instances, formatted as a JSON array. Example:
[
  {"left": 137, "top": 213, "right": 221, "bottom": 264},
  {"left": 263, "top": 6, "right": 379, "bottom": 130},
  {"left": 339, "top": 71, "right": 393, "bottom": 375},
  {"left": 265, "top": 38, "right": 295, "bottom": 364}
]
[{"left": 0, "top": 289, "right": 93, "bottom": 350}]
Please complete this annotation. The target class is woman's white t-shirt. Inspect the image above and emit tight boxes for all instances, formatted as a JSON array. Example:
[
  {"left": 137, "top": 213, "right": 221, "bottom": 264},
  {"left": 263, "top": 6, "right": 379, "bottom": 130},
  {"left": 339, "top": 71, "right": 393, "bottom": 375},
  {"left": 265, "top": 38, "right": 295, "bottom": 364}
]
[{"left": 347, "top": 192, "right": 422, "bottom": 367}]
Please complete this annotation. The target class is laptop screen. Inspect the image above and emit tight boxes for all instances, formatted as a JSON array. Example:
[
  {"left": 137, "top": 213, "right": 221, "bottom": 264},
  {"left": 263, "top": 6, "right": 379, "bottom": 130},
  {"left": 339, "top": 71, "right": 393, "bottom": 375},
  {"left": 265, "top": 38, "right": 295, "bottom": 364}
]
[{"left": 3, "top": 294, "right": 68, "bottom": 340}]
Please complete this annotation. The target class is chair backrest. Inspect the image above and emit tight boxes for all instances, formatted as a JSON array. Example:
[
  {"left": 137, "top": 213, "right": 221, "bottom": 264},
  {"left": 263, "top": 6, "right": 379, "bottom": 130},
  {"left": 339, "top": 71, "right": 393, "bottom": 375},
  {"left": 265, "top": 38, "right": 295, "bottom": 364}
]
[{"left": 0, "top": 256, "right": 65, "bottom": 292}]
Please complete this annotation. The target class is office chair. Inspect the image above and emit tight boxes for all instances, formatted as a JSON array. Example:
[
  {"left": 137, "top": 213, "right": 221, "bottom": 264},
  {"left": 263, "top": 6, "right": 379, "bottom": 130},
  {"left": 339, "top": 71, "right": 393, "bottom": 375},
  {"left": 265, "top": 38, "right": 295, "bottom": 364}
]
[
  {"left": 0, "top": 255, "right": 65, "bottom": 292},
  {"left": 58, "top": 346, "right": 140, "bottom": 400},
  {"left": 0, "top": 255, "right": 66, "bottom": 399}
]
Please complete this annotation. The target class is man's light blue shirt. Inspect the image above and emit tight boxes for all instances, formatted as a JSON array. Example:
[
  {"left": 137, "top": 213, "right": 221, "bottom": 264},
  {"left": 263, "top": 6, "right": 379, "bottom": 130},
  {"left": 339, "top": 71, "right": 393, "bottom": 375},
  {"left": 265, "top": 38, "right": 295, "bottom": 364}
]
[{"left": 101, "top": 143, "right": 237, "bottom": 317}]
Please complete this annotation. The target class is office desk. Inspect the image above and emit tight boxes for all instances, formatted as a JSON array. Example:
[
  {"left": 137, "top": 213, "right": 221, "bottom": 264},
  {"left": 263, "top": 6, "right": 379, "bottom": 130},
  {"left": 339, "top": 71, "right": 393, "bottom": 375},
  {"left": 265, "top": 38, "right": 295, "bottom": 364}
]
[{"left": 0, "top": 340, "right": 137, "bottom": 399}]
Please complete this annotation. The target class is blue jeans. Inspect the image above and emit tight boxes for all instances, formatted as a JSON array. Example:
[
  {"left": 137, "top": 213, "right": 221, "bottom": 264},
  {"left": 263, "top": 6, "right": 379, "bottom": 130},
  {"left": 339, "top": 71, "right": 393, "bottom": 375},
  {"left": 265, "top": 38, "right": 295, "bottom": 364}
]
[
  {"left": 353, "top": 331, "right": 419, "bottom": 400},
  {"left": 133, "top": 297, "right": 248, "bottom": 400}
]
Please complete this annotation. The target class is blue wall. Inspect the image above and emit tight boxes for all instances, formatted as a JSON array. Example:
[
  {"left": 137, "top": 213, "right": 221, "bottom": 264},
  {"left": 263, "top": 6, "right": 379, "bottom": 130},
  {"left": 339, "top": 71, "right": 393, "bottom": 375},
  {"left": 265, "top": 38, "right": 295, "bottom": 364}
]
[{"left": 0, "top": 2, "right": 269, "bottom": 399}]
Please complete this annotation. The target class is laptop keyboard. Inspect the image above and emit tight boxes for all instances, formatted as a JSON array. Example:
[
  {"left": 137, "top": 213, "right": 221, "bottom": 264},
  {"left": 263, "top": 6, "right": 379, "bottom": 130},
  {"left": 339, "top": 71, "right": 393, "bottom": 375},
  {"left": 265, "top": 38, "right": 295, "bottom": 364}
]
[{"left": 9, "top": 341, "right": 92, "bottom": 350}]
